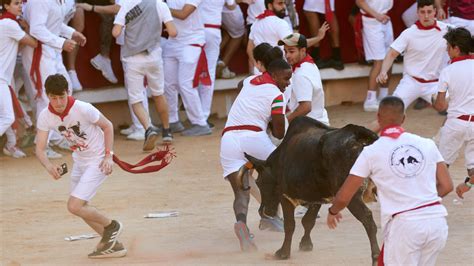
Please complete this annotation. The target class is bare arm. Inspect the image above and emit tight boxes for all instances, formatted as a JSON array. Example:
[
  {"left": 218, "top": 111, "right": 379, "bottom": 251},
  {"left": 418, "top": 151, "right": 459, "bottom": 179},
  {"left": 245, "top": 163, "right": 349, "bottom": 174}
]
[
  {"left": 433, "top": 91, "right": 448, "bottom": 112},
  {"left": 287, "top": 101, "right": 311, "bottom": 123},
  {"left": 95, "top": 114, "right": 114, "bottom": 175},
  {"left": 270, "top": 114, "right": 286, "bottom": 139},
  {"left": 35, "top": 129, "right": 62, "bottom": 180},
  {"left": 112, "top": 24, "right": 123, "bottom": 38},
  {"left": 170, "top": 4, "right": 196, "bottom": 20},
  {"left": 376, "top": 48, "right": 399, "bottom": 84},
  {"left": 19, "top": 34, "right": 38, "bottom": 48},
  {"left": 306, "top": 22, "right": 330, "bottom": 47},
  {"left": 76, "top": 3, "right": 120, "bottom": 15},
  {"left": 435, "top": 0, "right": 446, "bottom": 20},
  {"left": 164, "top": 21, "right": 177, "bottom": 38},
  {"left": 247, "top": 39, "right": 255, "bottom": 72},
  {"left": 436, "top": 162, "right": 453, "bottom": 197}
]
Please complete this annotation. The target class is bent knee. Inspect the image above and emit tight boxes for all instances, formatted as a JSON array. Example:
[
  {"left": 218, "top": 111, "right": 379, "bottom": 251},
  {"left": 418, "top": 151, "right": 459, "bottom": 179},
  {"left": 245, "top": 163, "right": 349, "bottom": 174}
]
[{"left": 67, "top": 201, "right": 84, "bottom": 215}]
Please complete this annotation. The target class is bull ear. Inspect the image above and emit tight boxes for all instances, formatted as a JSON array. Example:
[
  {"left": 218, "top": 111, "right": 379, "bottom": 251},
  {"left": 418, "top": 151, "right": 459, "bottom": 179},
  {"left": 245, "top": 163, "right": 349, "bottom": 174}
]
[{"left": 244, "top": 152, "right": 266, "bottom": 169}]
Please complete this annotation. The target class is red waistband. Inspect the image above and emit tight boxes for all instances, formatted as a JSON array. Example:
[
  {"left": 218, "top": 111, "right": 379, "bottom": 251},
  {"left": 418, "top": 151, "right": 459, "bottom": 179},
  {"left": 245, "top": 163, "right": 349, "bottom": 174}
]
[
  {"left": 458, "top": 115, "right": 474, "bottom": 122},
  {"left": 392, "top": 201, "right": 441, "bottom": 218},
  {"left": 222, "top": 125, "right": 263, "bottom": 136},
  {"left": 411, "top": 76, "right": 439, "bottom": 83},
  {"left": 204, "top": 24, "right": 221, "bottom": 29}
]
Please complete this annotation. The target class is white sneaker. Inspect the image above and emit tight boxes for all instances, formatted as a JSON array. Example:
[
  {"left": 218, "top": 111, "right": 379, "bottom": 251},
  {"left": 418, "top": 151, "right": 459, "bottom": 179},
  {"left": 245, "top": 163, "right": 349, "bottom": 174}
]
[
  {"left": 90, "top": 54, "right": 118, "bottom": 84},
  {"left": 3, "top": 146, "right": 27, "bottom": 158},
  {"left": 294, "top": 206, "right": 308, "bottom": 218},
  {"left": 363, "top": 100, "right": 379, "bottom": 112},
  {"left": 220, "top": 66, "right": 236, "bottom": 79},
  {"left": 46, "top": 147, "right": 63, "bottom": 159},
  {"left": 126, "top": 128, "right": 145, "bottom": 141},
  {"left": 68, "top": 70, "right": 83, "bottom": 91},
  {"left": 120, "top": 126, "right": 135, "bottom": 136}
]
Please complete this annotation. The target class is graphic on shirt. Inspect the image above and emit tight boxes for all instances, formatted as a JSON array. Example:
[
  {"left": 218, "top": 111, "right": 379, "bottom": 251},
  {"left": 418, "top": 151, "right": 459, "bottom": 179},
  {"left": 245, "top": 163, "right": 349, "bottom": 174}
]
[
  {"left": 125, "top": 4, "right": 143, "bottom": 25},
  {"left": 389, "top": 144, "right": 425, "bottom": 178},
  {"left": 58, "top": 122, "right": 88, "bottom": 151}
]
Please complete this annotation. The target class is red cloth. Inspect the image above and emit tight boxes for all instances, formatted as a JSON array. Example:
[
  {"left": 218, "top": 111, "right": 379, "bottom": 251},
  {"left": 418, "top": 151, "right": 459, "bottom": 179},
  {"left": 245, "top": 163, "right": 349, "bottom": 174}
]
[
  {"left": 450, "top": 54, "right": 474, "bottom": 64},
  {"left": 204, "top": 24, "right": 221, "bottom": 29},
  {"left": 190, "top": 44, "right": 212, "bottom": 88},
  {"left": 380, "top": 125, "right": 405, "bottom": 139},
  {"left": 48, "top": 96, "right": 75, "bottom": 121},
  {"left": 458, "top": 115, "right": 474, "bottom": 122},
  {"left": 415, "top": 20, "right": 441, "bottom": 31},
  {"left": 324, "top": 0, "right": 334, "bottom": 23},
  {"left": 250, "top": 72, "right": 277, "bottom": 86},
  {"left": 256, "top": 9, "right": 276, "bottom": 20},
  {"left": 9, "top": 86, "right": 25, "bottom": 130},
  {"left": 353, "top": 13, "right": 364, "bottom": 60},
  {"left": 292, "top": 54, "right": 314, "bottom": 71},
  {"left": 411, "top": 76, "right": 438, "bottom": 83},
  {"left": 113, "top": 145, "right": 175, "bottom": 174},
  {"left": 30, "top": 42, "right": 43, "bottom": 98},
  {"left": 222, "top": 125, "right": 262, "bottom": 136},
  {"left": 0, "top": 11, "right": 18, "bottom": 21},
  {"left": 450, "top": 0, "right": 474, "bottom": 20}
]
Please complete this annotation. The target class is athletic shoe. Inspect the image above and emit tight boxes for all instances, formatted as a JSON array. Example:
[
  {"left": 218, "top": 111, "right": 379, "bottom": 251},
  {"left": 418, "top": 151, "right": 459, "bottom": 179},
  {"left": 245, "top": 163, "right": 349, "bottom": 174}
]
[
  {"left": 98, "top": 220, "right": 123, "bottom": 252},
  {"left": 315, "top": 58, "right": 332, "bottom": 69},
  {"left": 294, "top": 205, "right": 308, "bottom": 218},
  {"left": 220, "top": 66, "right": 236, "bottom": 79},
  {"left": 126, "top": 128, "right": 146, "bottom": 141},
  {"left": 162, "top": 128, "right": 173, "bottom": 143},
  {"left": 120, "top": 126, "right": 135, "bottom": 136},
  {"left": 90, "top": 54, "right": 118, "bottom": 84},
  {"left": 234, "top": 221, "right": 258, "bottom": 252},
  {"left": 181, "top": 124, "right": 212, "bottom": 136},
  {"left": 88, "top": 241, "right": 127, "bottom": 259},
  {"left": 68, "top": 70, "right": 83, "bottom": 91},
  {"left": 3, "top": 146, "right": 26, "bottom": 158},
  {"left": 259, "top": 216, "right": 284, "bottom": 232},
  {"left": 363, "top": 99, "right": 379, "bottom": 112},
  {"left": 330, "top": 59, "right": 345, "bottom": 70},
  {"left": 169, "top": 121, "right": 185, "bottom": 133},
  {"left": 143, "top": 126, "right": 159, "bottom": 151},
  {"left": 46, "top": 147, "right": 63, "bottom": 159}
]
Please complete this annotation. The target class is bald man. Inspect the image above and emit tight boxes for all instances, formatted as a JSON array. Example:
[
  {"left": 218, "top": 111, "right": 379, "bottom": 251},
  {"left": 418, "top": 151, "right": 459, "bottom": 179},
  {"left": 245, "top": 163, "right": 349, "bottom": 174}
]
[{"left": 327, "top": 96, "right": 453, "bottom": 265}]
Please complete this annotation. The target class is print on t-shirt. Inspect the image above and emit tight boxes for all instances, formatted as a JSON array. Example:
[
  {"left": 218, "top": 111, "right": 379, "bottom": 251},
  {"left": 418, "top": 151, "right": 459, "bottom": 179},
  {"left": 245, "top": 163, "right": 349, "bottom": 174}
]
[
  {"left": 58, "top": 122, "right": 88, "bottom": 151},
  {"left": 389, "top": 144, "right": 426, "bottom": 178}
]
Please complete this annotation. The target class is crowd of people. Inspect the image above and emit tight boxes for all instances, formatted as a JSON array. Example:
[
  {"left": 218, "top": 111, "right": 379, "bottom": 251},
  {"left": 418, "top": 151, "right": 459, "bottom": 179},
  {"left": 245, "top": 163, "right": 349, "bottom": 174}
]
[{"left": 0, "top": 0, "right": 473, "bottom": 262}]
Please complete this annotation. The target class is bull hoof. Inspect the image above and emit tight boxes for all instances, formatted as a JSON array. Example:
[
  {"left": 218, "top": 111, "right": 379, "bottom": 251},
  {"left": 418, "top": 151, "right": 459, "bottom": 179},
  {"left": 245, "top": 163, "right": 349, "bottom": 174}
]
[
  {"left": 299, "top": 240, "right": 313, "bottom": 251},
  {"left": 274, "top": 249, "right": 290, "bottom": 260}
]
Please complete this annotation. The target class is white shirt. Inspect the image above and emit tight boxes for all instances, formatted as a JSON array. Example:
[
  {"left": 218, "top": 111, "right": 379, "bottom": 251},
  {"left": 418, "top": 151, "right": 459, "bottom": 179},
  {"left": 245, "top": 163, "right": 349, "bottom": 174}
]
[
  {"left": 391, "top": 21, "right": 450, "bottom": 81},
  {"left": 23, "top": 0, "right": 75, "bottom": 58},
  {"left": 350, "top": 132, "right": 447, "bottom": 231},
  {"left": 225, "top": 75, "right": 286, "bottom": 132},
  {"left": 361, "top": 0, "right": 393, "bottom": 14},
  {"left": 246, "top": 0, "right": 265, "bottom": 25},
  {"left": 289, "top": 61, "right": 329, "bottom": 125},
  {"left": 37, "top": 100, "right": 105, "bottom": 163},
  {"left": 249, "top": 15, "right": 292, "bottom": 47},
  {"left": 198, "top": 0, "right": 235, "bottom": 25},
  {"left": 166, "top": 0, "right": 205, "bottom": 45},
  {"left": 438, "top": 58, "right": 474, "bottom": 119},
  {"left": 0, "top": 19, "right": 25, "bottom": 85}
]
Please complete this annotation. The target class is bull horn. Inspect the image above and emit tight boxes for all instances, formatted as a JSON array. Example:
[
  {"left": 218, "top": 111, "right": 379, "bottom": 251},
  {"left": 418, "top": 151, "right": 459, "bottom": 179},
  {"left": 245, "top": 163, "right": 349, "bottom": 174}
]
[{"left": 236, "top": 163, "right": 252, "bottom": 191}]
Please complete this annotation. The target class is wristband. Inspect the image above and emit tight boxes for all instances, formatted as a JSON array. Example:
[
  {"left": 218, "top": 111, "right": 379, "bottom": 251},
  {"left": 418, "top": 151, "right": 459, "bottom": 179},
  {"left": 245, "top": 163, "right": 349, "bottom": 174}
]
[
  {"left": 328, "top": 207, "right": 338, "bottom": 216},
  {"left": 464, "top": 177, "right": 473, "bottom": 188}
]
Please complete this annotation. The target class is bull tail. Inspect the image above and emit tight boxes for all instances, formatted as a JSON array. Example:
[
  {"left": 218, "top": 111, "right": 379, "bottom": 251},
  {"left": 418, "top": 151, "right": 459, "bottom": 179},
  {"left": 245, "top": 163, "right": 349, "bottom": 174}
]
[{"left": 362, "top": 178, "right": 377, "bottom": 203}]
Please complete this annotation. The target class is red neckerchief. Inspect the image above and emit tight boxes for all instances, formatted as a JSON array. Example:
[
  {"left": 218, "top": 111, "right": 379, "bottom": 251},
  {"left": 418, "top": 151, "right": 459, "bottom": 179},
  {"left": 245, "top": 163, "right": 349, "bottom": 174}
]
[
  {"left": 415, "top": 20, "right": 441, "bottom": 31},
  {"left": 450, "top": 54, "right": 474, "bottom": 64},
  {"left": 48, "top": 96, "right": 75, "bottom": 121},
  {"left": 292, "top": 54, "right": 314, "bottom": 71},
  {"left": 0, "top": 11, "right": 18, "bottom": 22},
  {"left": 250, "top": 72, "right": 277, "bottom": 86},
  {"left": 256, "top": 10, "right": 276, "bottom": 20},
  {"left": 380, "top": 125, "right": 405, "bottom": 139}
]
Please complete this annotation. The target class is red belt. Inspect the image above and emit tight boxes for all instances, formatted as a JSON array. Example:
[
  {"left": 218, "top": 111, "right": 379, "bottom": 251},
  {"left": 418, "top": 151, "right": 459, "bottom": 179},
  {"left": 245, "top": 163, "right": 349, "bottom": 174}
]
[
  {"left": 458, "top": 115, "right": 474, "bottom": 122},
  {"left": 204, "top": 24, "right": 221, "bottom": 29},
  {"left": 222, "top": 125, "right": 263, "bottom": 136},
  {"left": 411, "top": 76, "right": 439, "bottom": 83}
]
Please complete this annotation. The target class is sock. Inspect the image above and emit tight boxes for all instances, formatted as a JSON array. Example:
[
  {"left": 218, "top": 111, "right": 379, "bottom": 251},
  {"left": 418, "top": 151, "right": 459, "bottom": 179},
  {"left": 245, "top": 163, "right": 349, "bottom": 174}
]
[
  {"left": 379, "top": 87, "right": 389, "bottom": 99},
  {"left": 332, "top": 47, "right": 341, "bottom": 61},
  {"left": 236, "top": 213, "right": 247, "bottom": 224},
  {"left": 366, "top": 90, "right": 376, "bottom": 101},
  {"left": 311, "top": 47, "right": 320, "bottom": 60}
]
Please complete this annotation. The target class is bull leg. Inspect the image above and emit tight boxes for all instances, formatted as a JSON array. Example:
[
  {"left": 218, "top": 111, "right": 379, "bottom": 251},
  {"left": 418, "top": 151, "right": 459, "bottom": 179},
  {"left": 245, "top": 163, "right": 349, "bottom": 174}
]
[
  {"left": 347, "top": 194, "right": 380, "bottom": 266},
  {"left": 299, "top": 204, "right": 321, "bottom": 252},
  {"left": 274, "top": 196, "right": 295, "bottom": 260}
]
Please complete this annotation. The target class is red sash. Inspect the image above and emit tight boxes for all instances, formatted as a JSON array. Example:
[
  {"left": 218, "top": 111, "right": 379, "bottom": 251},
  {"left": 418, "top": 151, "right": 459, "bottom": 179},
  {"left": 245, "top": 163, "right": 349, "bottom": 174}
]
[
  {"left": 415, "top": 20, "right": 441, "bottom": 31},
  {"left": 113, "top": 145, "right": 175, "bottom": 174},
  {"left": 190, "top": 44, "right": 211, "bottom": 88},
  {"left": 292, "top": 54, "right": 314, "bottom": 71},
  {"left": 204, "top": 24, "right": 221, "bottom": 29},
  {"left": 256, "top": 10, "right": 276, "bottom": 20},
  {"left": 324, "top": 0, "right": 334, "bottom": 23},
  {"left": 411, "top": 76, "right": 438, "bottom": 83},
  {"left": 30, "top": 42, "right": 43, "bottom": 98}
]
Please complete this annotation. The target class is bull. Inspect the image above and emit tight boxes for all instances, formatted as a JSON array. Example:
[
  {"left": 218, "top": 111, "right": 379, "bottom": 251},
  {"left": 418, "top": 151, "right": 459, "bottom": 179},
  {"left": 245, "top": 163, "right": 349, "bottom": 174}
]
[{"left": 240, "top": 116, "right": 380, "bottom": 264}]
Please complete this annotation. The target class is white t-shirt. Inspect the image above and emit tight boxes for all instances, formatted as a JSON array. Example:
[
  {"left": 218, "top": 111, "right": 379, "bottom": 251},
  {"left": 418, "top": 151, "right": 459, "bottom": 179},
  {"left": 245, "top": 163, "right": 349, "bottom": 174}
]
[
  {"left": 361, "top": 0, "right": 393, "bottom": 14},
  {"left": 225, "top": 74, "right": 286, "bottom": 132},
  {"left": 37, "top": 100, "right": 105, "bottom": 163},
  {"left": 438, "top": 58, "right": 474, "bottom": 119},
  {"left": 289, "top": 61, "right": 329, "bottom": 125},
  {"left": 166, "top": 0, "right": 205, "bottom": 45},
  {"left": 198, "top": 0, "right": 234, "bottom": 25},
  {"left": 390, "top": 21, "right": 450, "bottom": 81},
  {"left": 350, "top": 132, "right": 447, "bottom": 230},
  {"left": 249, "top": 15, "right": 292, "bottom": 47},
  {"left": 0, "top": 19, "right": 25, "bottom": 85}
]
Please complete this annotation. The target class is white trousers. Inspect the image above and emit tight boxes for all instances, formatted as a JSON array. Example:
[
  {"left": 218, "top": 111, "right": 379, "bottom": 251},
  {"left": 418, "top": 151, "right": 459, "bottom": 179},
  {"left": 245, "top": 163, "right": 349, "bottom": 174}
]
[
  {"left": 303, "top": 0, "right": 335, "bottom": 13},
  {"left": 122, "top": 62, "right": 149, "bottom": 130},
  {"left": 163, "top": 41, "right": 207, "bottom": 126},
  {"left": 448, "top": 16, "right": 474, "bottom": 35},
  {"left": 393, "top": 75, "right": 438, "bottom": 109},
  {"left": 0, "top": 83, "right": 14, "bottom": 136},
  {"left": 199, "top": 28, "right": 222, "bottom": 119},
  {"left": 439, "top": 117, "right": 474, "bottom": 169},
  {"left": 362, "top": 17, "right": 393, "bottom": 61}
]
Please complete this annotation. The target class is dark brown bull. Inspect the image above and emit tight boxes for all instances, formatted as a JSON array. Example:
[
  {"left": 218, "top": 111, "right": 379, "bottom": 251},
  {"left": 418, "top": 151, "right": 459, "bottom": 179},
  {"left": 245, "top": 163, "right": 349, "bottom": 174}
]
[{"left": 241, "top": 116, "right": 380, "bottom": 264}]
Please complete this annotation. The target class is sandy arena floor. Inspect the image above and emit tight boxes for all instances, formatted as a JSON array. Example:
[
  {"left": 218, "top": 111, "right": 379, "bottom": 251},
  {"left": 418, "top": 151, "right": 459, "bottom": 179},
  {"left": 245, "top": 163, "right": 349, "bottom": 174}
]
[{"left": 1, "top": 104, "right": 473, "bottom": 265}]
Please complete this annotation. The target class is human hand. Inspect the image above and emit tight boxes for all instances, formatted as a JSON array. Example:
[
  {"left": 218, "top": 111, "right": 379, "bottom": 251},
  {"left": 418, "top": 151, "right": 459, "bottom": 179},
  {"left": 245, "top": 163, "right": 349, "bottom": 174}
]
[
  {"left": 456, "top": 183, "right": 470, "bottom": 199},
  {"left": 437, "top": 8, "right": 446, "bottom": 20},
  {"left": 376, "top": 72, "right": 388, "bottom": 84},
  {"left": 318, "top": 21, "right": 330, "bottom": 39},
  {"left": 72, "top": 31, "right": 87, "bottom": 46},
  {"left": 76, "top": 3, "right": 93, "bottom": 12},
  {"left": 18, "top": 18, "right": 30, "bottom": 33},
  {"left": 327, "top": 211, "right": 342, "bottom": 229},
  {"left": 63, "top": 39, "right": 77, "bottom": 52},
  {"left": 47, "top": 163, "right": 62, "bottom": 180},
  {"left": 99, "top": 155, "right": 114, "bottom": 175},
  {"left": 375, "top": 13, "right": 390, "bottom": 24}
]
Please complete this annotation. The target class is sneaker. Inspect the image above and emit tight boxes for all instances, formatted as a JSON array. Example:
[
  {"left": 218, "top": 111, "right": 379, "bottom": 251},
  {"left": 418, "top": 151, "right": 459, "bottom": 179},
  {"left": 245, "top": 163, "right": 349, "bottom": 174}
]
[
  {"left": 46, "top": 147, "right": 63, "bottom": 159},
  {"left": 143, "top": 126, "right": 160, "bottom": 151},
  {"left": 90, "top": 54, "right": 118, "bottom": 84},
  {"left": 220, "top": 66, "right": 236, "bottom": 79},
  {"left": 207, "top": 120, "right": 215, "bottom": 129},
  {"left": 120, "top": 126, "right": 135, "bottom": 136},
  {"left": 88, "top": 241, "right": 127, "bottom": 259},
  {"left": 330, "top": 58, "right": 345, "bottom": 70},
  {"left": 315, "top": 58, "right": 332, "bottom": 69},
  {"left": 68, "top": 70, "right": 83, "bottom": 91},
  {"left": 169, "top": 121, "right": 185, "bottom": 133},
  {"left": 259, "top": 216, "right": 284, "bottom": 232},
  {"left": 3, "top": 146, "right": 26, "bottom": 158},
  {"left": 234, "top": 221, "right": 258, "bottom": 252},
  {"left": 98, "top": 220, "right": 123, "bottom": 252},
  {"left": 181, "top": 124, "right": 212, "bottom": 136},
  {"left": 414, "top": 98, "right": 430, "bottom": 110},
  {"left": 162, "top": 128, "right": 173, "bottom": 143},
  {"left": 126, "top": 128, "right": 146, "bottom": 141},
  {"left": 363, "top": 99, "right": 379, "bottom": 112},
  {"left": 294, "top": 205, "right": 308, "bottom": 218}
]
